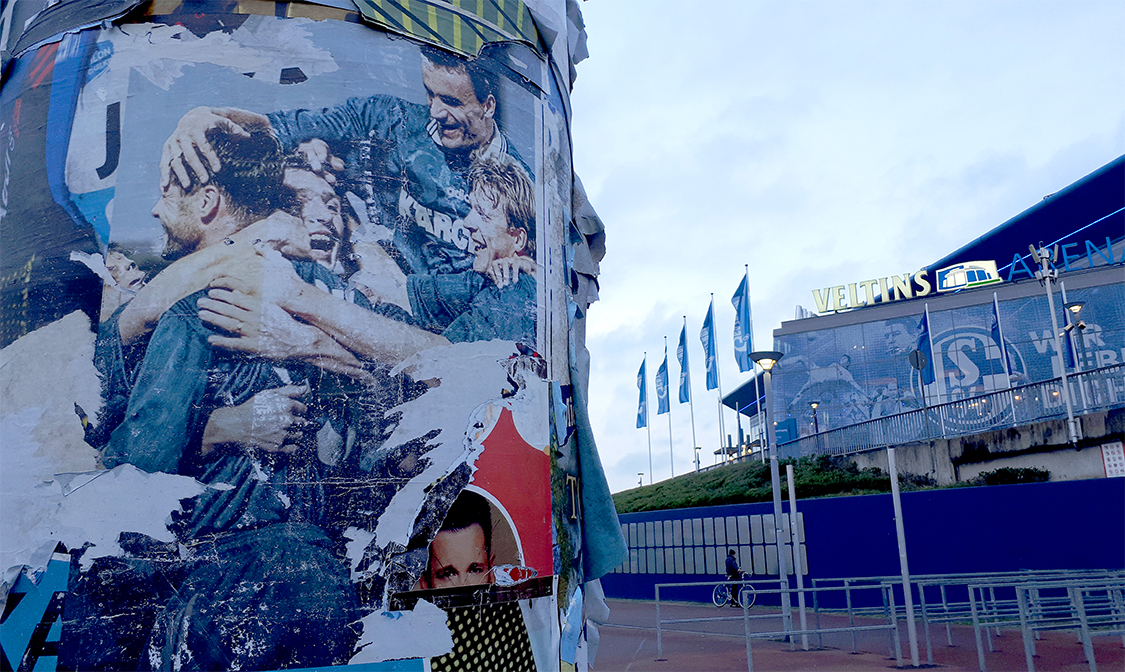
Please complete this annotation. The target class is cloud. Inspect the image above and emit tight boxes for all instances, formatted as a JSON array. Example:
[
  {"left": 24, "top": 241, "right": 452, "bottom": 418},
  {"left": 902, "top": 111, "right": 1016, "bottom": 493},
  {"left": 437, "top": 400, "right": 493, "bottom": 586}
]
[{"left": 570, "top": 0, "right": 1125, "bottom": 492}]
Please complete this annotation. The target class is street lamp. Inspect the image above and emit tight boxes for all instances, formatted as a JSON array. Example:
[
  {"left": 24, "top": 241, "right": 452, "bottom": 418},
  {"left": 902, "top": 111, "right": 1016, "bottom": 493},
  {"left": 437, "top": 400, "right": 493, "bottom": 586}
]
[
  {"left": 1064, "top": 300, "right": 1090, "bottom": 406},
  {"left": 1064, "top": 301, "right": 1088, "bottom": 368},
  {"left": 809, "top": 400, "right": 821, "bottom": 456},
  {"left": 750, "top": 350, "right": 792, "bottom": 637}
]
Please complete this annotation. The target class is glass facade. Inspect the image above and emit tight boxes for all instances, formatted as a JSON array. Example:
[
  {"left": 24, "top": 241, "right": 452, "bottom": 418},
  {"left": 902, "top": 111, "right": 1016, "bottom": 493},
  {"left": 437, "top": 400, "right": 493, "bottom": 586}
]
[{"left": 772, "top": 281, "right": 1125, "bottom": 438}]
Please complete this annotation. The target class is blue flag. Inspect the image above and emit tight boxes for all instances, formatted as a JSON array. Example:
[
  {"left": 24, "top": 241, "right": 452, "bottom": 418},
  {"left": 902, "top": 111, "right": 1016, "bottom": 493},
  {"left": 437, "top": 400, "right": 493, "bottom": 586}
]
[
  {"left": 1064, "top": 322, "right": 1078, "bottom": 369},
  {"left": 636, "top": 358, "right": 648, "bottom": 428},
  {"left": 677, "top": 325, "right": 691, "bottom": 403},
  {"left": 732, "top": 274, "right": 753, "bottom": 372},
  {"left": 990, "top": 302, "right": 1012, "bottom": 375},
  {"left": 917, "top": 311, "right": 936, "bottom": 385},
  {"left": 700, "top": 299, "right": 718, "bottom": 391},
  {"left": 656, "top": 349, "right": 670, "bottom": 415}
]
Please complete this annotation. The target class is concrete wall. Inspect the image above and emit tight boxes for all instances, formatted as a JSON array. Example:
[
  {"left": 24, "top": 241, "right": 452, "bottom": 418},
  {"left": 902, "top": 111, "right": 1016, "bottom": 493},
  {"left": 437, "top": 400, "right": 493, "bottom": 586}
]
[{"left": 850, "top": 409, "right": 1124, "bottom": 484}]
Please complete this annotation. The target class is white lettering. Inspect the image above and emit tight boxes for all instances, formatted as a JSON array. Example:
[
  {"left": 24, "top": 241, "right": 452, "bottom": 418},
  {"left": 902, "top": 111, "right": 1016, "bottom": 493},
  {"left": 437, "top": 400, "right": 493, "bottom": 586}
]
[
  {"left": 946, "top": 338, "right": 981, "bottom": 388},
  {"left": 858, "top": 279, "right": 879, "bottom": 305},
  {"left": 891, "top": 273, "right": 913, "bottom": 300},
  {"left": 913, "top": 269, "right": 931, "bottom": 297},
  {"left": 1029, "top": 330, "right": 1055, "bottom": 354},
  {"left": 812, "top": 288, "right": 832, "bottom": 314},
  {"left": 1082, "top": 323, "right": 1107, "bottom": 348}
]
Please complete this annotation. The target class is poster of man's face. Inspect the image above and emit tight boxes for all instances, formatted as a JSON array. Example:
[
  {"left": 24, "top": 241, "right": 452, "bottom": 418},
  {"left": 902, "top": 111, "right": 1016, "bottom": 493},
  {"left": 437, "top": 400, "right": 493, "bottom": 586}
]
[{"left": 1, "top": 6, "right": 562, "bottom": 671}]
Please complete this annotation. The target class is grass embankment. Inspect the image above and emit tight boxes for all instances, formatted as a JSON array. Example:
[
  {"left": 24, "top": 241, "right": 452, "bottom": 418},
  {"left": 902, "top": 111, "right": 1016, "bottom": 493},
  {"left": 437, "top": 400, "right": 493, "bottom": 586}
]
[{"left": 612, "top": 456, "right": 1048, "bottom": 514}]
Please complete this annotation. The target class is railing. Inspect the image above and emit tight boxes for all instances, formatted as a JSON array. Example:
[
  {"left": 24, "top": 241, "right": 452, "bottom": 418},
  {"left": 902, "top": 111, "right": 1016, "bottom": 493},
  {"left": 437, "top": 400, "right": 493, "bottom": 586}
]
[
  {"left": 781, "top": 364, "right": 1125, "bottom": 457},
  {"left": 810, "top": 569, "right": 1125, "bottom": 671},
  {"left": 653, "top": 579, "right": 902, "bottom": 672},
  {"left": 969, "top": 575, "right": 1125, "bottom": 672}
]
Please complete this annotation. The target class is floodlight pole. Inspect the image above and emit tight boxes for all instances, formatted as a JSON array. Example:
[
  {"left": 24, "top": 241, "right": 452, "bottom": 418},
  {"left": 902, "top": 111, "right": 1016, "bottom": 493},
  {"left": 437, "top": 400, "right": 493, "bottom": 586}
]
[{"left": 1032, "top": 245, "right": 1080, "bottom": 445}]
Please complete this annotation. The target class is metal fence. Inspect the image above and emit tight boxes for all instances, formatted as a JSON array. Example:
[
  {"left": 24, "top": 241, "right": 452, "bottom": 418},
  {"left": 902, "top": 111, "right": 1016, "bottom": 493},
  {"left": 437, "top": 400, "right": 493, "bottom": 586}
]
[
  {"left": 781, "top": 363, "right": 1125, "bottom": 457},
  {"left": 811, "top": 569, "right": 1125, "bottom": 672},
  {"left": 649, "top": 569, "right": 1124, "bottom": 671},
  {"left": 653, "top": 579, "right": 901, "bottom": 672},
  {"left": 969, "top": 575, "right": 1125, "bottom": 672}
]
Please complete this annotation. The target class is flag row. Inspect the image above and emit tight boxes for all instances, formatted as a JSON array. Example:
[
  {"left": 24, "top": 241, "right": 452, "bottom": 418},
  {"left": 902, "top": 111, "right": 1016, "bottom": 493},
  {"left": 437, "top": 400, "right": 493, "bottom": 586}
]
[{"left": 637, "top": 269, "right": 754, "bottom": 428}]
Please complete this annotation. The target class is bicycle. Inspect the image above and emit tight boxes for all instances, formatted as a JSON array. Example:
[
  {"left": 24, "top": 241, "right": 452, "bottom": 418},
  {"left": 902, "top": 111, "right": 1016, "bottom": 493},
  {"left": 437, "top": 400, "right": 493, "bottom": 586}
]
[{"left": 712, "top": 571, "right": 756, "bottom": 608}]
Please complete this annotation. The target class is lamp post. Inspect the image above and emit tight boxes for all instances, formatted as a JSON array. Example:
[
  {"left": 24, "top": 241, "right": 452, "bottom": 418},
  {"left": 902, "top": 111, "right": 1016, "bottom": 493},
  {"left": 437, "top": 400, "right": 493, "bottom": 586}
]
[
  {"left": 810, "top": 401, "right": 821, "bottom": 455},
  {"left": 1064, "top": 301, "right": 1087, "bottom": 372},
  {"left": 1064, "top": 301, "right": 1090, "bottom": 408},
  {"left": 1031, "top": 245, "right": 1080, "bottom": 445},
  {"left": 750, "top": 350, "right": 792, "bottom": 638}
]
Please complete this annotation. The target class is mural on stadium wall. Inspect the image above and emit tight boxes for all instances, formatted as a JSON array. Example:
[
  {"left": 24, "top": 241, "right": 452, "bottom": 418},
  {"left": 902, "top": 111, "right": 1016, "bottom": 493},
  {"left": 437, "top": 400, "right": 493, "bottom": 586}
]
[
  {"left": 773, "top": 283, "right": 1125, "bottom": 438},
  {"left": 0, "top": 3, "right": 619, "bottom": 670}
]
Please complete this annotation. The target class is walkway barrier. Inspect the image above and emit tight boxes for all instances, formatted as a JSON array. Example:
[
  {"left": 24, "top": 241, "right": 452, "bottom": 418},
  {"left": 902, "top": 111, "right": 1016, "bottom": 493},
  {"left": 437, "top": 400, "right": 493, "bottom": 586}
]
[
  {"left": 911, "top": 570, "right": 1121, "bottom": 663},
  {"left": 653, "top": 579, "right": 901, "bottom": 672},
  {"left": 810, "top": 569, "right": 1125, "bottom": 670},
  {"left": 969, "top": 575, "right": 1125, "bottom": 672},
  {"left": 780, "top": 363, "right": 1125, "bottom": 457}
]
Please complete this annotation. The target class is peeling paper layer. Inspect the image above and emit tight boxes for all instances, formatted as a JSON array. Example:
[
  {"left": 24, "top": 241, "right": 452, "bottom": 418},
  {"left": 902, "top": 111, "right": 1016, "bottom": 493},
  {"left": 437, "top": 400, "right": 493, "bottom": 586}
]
[
  {"left": 349, "top": 599, "right": 453, "bottom": 664},
  {"left": 0, "top": 4, "right": 605, "bottom": 668}
]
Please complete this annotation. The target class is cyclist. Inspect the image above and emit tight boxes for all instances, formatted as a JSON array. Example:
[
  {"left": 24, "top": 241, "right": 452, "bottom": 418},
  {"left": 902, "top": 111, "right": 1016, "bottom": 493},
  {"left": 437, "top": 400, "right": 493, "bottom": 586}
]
[{"left": 725, "top": 549, "right": 741, "bottom": 607}]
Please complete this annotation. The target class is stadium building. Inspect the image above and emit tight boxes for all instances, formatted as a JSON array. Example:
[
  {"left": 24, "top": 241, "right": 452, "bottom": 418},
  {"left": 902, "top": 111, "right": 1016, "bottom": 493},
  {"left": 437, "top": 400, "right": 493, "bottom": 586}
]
[{"left": 724, "top": 155, "right": 1125, "bottom": 483}]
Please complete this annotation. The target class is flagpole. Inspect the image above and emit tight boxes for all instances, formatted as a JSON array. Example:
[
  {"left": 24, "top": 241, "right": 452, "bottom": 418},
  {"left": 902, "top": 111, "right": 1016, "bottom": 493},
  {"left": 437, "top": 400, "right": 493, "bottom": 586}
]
[
  {"left": 757, "top": 370, "right": 765, "bottom": 463},
  {"left": 713, "top": 294, "right": 726, "bottom": 463},
  {"left": 665, "top": 336, "right": 675, "bottom": 477},
  {"left": 685, "top": 317, "right": 700, "bottom": 472},
  {"left": 743, "top": 265, "right": 754, "bottom": 462},
  {"left": 745, "top": 265, "right": 754, "bottom": 353},
  {"left": 993, "top": 292, "right": 1017, "bottom": 424},
  {"left": 646, "top": 419, "right": 653, "bottom": 485},
  {"left": 993, "top": 293, "right": 1010, "bottom": 379},
  {"left": 731, "top": 266, "right": 755, "bottom": 463},
  {"left": 924, "top": 303, "right": 947, "bottom": 437},
  {"left": 645, "top": 352, "right": 653, "bottom": 485}
]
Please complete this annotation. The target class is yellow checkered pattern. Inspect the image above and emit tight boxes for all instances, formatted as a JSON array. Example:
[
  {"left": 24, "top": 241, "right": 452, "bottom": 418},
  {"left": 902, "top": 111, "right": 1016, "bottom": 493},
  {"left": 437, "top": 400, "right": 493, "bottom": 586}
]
[{"left": 353, "top": 0, "right": 542, "bottom": 56}]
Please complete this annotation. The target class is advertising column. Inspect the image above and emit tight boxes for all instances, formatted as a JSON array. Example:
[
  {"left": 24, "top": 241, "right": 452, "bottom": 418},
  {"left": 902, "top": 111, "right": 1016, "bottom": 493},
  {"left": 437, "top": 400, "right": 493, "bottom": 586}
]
[{"left": 0, "top": 1, "right": 625, "bottom": 670}]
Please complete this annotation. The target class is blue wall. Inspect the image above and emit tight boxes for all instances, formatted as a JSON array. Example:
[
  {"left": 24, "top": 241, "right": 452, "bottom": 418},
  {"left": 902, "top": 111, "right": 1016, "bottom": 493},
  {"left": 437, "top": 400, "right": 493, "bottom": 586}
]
[{"left": 602, "top": 478, "right": 1125, "bottom": 605}]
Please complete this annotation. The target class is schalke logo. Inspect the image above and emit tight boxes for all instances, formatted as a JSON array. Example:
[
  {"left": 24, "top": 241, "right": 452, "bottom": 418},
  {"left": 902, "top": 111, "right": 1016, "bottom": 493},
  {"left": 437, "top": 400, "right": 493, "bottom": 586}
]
[{"left": 912, "top": 325, "right": 1027, "bottom": 432}]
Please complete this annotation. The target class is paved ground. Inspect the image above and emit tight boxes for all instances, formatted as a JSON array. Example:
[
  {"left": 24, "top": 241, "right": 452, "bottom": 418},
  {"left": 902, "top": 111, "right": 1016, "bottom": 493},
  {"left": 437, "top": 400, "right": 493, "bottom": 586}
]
[{"left": 592, "top": 599, "right": 1125, "bottom": 671}]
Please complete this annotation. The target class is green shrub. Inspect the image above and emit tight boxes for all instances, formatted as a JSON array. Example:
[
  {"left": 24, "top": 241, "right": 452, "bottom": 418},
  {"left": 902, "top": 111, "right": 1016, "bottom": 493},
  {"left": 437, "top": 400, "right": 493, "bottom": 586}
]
[
  {"left": 612, "top": 458, "right": 1052, "bottom": 513},
  {"left": 612, "top": 455, "right": 893, "bottom": 513},
  {"left": 975, "top": 467, "right": 1050, "bottom": 486},
  {"left": 898, "top": 472, "right": 937, "bottom": 491}
]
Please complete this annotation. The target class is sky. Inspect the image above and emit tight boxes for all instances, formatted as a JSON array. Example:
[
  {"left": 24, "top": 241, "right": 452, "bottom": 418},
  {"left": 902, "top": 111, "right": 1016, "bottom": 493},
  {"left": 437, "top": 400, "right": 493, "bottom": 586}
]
[{"left": 567, "top": 0, "right": 1125, "bottom": 494}]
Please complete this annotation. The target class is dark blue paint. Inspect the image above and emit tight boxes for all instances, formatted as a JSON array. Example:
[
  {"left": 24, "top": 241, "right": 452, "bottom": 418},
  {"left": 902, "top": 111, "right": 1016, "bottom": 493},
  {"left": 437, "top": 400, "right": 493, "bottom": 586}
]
[
  {"left": 603, "top": 478, "right": 1125, "bottom": 607},
  {"left": 930, "top": 155, "right": 1124, "bottom": 278}
]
